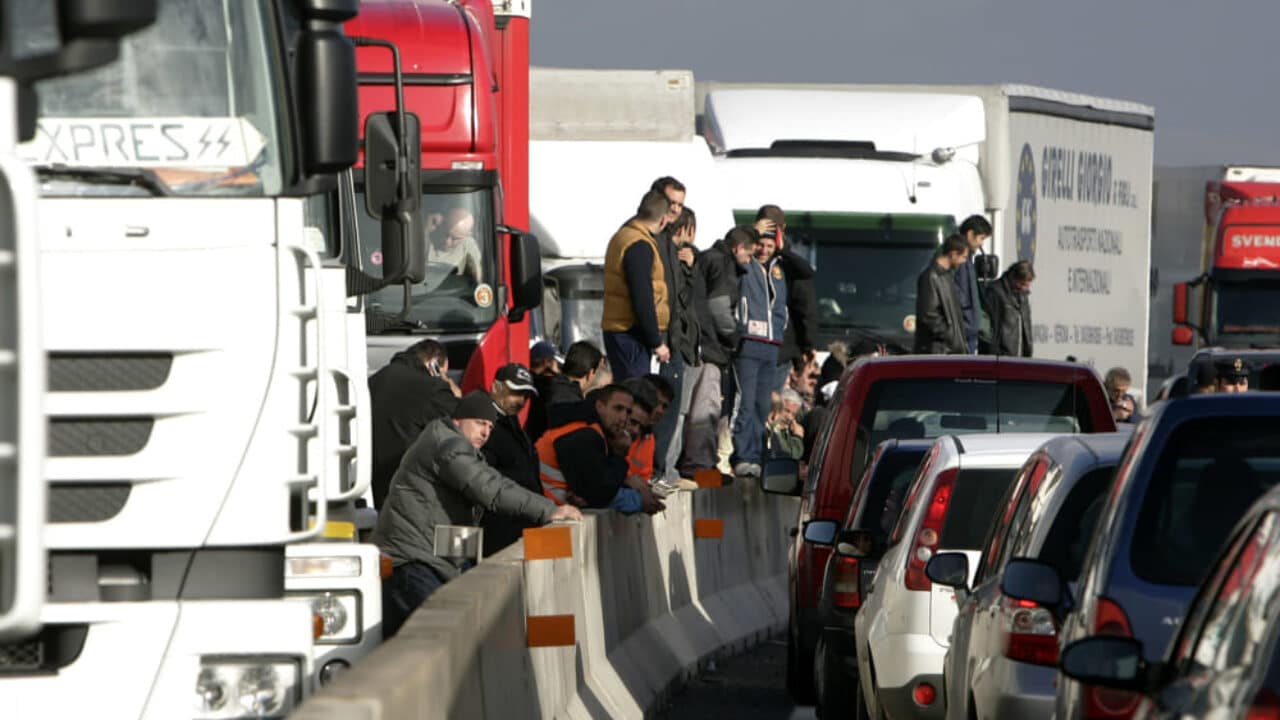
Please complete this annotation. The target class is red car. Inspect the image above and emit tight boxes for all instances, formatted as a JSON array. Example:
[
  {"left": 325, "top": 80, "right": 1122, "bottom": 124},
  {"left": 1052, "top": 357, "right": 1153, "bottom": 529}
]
[{"left": 775, "top": 356, "right": 1116, "bottom": 702}]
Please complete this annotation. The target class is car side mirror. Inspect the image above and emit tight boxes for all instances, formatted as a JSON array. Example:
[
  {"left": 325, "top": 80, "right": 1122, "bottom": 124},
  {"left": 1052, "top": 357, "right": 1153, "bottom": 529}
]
[
  {"left": 925, "top": 552, "right": 970, "bottom": 590},
  {"left": 1001, "top": 558, "right": 1064, "bottom": 607},
  {"left": 761, "top": 457, "right": 802, "bottom": 496},
  {"left": 801, "top": 520, "right": 839, "bottom": 546},
  {"left": 1060, "top": 636, "right": 1150, "bottom": 691},
  {"left": 975, "top": 253, "right": 999, "bottom": 281},
  {"left": 835, "top": 529, "right": 876, "bottom": 558},
  {"left": 508, "top": 228, "right": 543, "bottom": 322}
]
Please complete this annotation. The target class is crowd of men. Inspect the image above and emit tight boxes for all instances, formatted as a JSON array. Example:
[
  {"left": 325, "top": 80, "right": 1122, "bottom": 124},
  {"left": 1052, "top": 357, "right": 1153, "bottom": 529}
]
[{"left": 364, "top": 176, "right": 1064, "bottom": 636}]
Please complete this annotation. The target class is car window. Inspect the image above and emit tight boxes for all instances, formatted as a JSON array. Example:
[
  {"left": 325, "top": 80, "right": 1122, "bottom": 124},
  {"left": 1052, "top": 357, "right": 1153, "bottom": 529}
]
[
  {"left": 860, "top": 378, "right": 1093, "bottom": 450},
  {"left": 939, "top": 468, "right": 1021, "bottom": 550},
  {"left": 1131, "top": 417, "right": 1280, "bottom": 587},
  {"left": 857, "top": 449, "right": 929, "bottom": 545},
  {"left": 977, "top": 459, "right": 1041, "bottom": 584},
  {"left": 1189, "top": 512, "right": 1280, "bottom": 673},
  {"left": 889, "top": 445, "right": 940, "bottom": 546},
  {"left": 1032, "top": 466, "right": 1115, "bottom": 582},
  {"left": 803, "top": 400, "right": 842, "bottom": 494}
]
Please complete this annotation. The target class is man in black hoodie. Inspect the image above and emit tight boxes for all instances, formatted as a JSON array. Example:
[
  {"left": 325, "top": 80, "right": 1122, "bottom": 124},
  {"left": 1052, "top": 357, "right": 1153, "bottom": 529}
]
[
  {"left": 369, "top": 340, "right": 460, "bottom": 510},
  {"left": 526, "top": 340, "right": 609, "bottom": 442},
  {"left": 480, "top": 364, "right": 543, "bottom": 556},
  {"left": 756, "top": 205, "right": 818, "bottom": 393}
]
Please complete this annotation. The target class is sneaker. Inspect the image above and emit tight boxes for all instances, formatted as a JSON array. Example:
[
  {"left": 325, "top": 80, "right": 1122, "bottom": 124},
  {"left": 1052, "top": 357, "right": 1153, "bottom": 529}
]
[{"left": 733, "top": 462, "right": 762, "bottom": 478}]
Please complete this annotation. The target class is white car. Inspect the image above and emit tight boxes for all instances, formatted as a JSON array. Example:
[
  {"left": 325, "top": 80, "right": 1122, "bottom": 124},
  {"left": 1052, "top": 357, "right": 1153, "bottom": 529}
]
[{"left": 853, "top": 433, "right": 1059, "bottom": 719}]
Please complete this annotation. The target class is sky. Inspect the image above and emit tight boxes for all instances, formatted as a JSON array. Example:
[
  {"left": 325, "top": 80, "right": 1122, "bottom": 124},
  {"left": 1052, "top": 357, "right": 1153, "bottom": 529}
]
[{"left": 530, "top": 0, "right": 1278, "bottom": 167}]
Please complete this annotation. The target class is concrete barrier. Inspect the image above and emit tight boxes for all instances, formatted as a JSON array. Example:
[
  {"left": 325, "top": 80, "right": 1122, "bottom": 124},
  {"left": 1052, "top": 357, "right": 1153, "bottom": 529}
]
[{"left": 294, "top": 479, "right": 797, "bottom": 719}]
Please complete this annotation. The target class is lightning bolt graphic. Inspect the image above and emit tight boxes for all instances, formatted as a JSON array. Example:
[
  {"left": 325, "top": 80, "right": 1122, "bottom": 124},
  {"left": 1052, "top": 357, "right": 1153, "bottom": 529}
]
[
  {"left": 197, "top": 126, "right": 214, "bottom": 158},
  {"left": 215, "top": 126, "right": 232, "bottom": 158}
]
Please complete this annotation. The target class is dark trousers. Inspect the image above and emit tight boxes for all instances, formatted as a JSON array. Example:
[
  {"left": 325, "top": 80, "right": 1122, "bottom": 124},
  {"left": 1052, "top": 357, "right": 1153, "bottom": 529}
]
[
  {"left": 603, "top": 331, "right": 652, "bottom": 382},
  {"left": 652, "top": 352, "right": 685, "bottom": 475},
  {"left": 731, "top": 340, "right": 780, "bottom": 467},
  {"left": 382, "top": 561, "right": 449, "bottom": 638}
]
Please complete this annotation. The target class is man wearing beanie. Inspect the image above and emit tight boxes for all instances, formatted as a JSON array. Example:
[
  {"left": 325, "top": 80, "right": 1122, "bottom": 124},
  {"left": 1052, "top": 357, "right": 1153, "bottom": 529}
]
[{"left": 374, "top": 390, "right": 582, "bottom": 637}]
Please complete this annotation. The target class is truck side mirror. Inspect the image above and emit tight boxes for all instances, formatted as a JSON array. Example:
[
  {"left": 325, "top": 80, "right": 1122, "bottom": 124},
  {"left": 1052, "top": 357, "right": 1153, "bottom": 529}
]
[
  {"left": 1171, "top": 326, "right": 1194, "bottom": 346},
  {"left": 1172, "top": 282, "right": 1189, "bottom": 325},
  {"left": 364, "top": 112, "right": 425, "bottom": 285},
  {"left": 975, "top": 254, "right": 999, "bottom": 281},
  {"left": 508, "top": 229, "right": 544, "bottom": 322},
  {"left": 297, "top": 28, "right": 359, "bottom": 175}
]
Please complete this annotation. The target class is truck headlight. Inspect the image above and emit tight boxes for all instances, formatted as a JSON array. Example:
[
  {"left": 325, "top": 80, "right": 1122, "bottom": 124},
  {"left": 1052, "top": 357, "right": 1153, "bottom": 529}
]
[
  {"left": 288, "top": 590, "right": 362, "bottom": 644},
  {"left": 195, "top": 657, "right": 302, "bottom": 719},
  {"left": 286, "top": 555, "right": 361, "bottom": 578}
]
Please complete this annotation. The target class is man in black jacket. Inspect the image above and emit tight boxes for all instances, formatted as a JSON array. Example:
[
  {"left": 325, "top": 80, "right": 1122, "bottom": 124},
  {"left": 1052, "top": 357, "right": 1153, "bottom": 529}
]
[
  {"left": 369, "top": 340, "right": 460, "bottom": 510},
  {"left": 527, "top": 340, "right": 609, "bottom": 442},
  {"left": 681, "top": 225, "right": 755, "bottom": 474},
  {"left": 374, "top": 392, "right": 581, "bottom": 637},
  {"left": 982, "top": 260, "right": 1035, "bottom": 357},
  {"left": 913, "top": 234, "right": 970, "bottom": 355},
  {"left": 756, "top": 205, "right": 818, "bottom": 391},
  {"left": 480, "top": 364, "right": 543, "bottom": 556}
]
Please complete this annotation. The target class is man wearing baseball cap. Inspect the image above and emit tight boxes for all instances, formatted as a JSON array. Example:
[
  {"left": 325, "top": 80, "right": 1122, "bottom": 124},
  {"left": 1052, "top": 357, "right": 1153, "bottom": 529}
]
[
  {"left": 481, "top": 364, "right": 544, "bottom": 555},
  {"left": 374, "top": 390, "right": 581, "bottom": 637},
  {"left": 1215, "top": 356, "right": 1251, "bottom": 393}
]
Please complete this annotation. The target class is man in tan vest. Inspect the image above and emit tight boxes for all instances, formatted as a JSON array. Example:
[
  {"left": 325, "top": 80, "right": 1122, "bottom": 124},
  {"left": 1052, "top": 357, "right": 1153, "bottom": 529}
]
[{"left": 601, "top": 190, "right": 672, "bottom": 381}]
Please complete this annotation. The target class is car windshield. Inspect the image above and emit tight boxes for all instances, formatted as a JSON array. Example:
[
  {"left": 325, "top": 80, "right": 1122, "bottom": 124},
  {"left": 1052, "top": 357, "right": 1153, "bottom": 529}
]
[
  {"left": 856, "top": 449, "right": 928, "bottom": 545},
  {"left": 21, "top": 0, "right": 287, "bottom": 197},
  {"left": 1213, "top": 278, "right": 1280, "bottom": 342},
  {"left": 735, "top": 211, "right": 953, "bottom": 352},
  {"left": 939, "top": 468, "right": 1021, "bottom": 549},
  {"left": 862, "top": 378, "right": 1091, "bottom": 448},
  {"left": 1131, "top": 417, "right": 1280, "bottom": 587},
  {"left": 357, "top": 188, "right": 499, "bottom": 332},
  {"left": 1037, "top": 466, "right": 1114, "bottom": 582}
]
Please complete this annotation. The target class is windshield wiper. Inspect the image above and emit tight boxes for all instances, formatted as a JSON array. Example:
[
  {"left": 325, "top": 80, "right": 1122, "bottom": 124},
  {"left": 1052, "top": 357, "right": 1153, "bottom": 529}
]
[
  {"left": 36, "top": 164, "right": 173, "bottom": 197},
  {"left": 366, "top": 308, "right": 425, "bottom": 334},
  {"left": 822, "top": 322, "right": 911, "bottom": 354}
]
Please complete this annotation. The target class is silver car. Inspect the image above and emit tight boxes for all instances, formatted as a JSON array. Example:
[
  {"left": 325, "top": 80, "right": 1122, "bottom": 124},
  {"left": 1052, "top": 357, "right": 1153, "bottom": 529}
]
[{"left": 926, "top": 432, "right": 1131, "bottom": 719}]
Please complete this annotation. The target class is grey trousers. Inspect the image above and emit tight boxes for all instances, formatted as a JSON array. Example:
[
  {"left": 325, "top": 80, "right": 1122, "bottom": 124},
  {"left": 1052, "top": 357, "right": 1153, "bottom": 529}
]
[{"left": 680, "top": 363, "right": 722, "bottom": 474}]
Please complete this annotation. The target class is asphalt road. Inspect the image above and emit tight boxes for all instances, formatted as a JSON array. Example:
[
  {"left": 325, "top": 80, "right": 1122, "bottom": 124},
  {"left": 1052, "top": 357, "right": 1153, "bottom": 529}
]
[{"left": 656, "top": 638, "right": 817, "bottom": 720}]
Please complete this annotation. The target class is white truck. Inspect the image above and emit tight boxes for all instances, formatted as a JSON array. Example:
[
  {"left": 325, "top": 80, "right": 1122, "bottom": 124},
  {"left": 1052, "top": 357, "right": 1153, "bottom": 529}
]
[
  {"left": 528, "top": 68, "right": 736, "bottom": 352},
  {"left": 2, "top": 0, "right": 403, "bottom": 716},
  {"left": 699, "top": 83, "right": 1155, "bottom": 396}
]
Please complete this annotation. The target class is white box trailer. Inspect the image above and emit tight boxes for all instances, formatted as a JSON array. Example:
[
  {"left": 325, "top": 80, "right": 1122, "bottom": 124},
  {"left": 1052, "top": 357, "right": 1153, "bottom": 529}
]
[{"left": 699, "top": 82, "right": 1155, "bottom": 396}]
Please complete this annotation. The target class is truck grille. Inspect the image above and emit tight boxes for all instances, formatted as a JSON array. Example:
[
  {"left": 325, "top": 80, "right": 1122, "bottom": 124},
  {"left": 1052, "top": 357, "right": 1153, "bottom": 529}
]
[
  {"left": 47, "top": 353, "right": 173, "bottom": 392},
  {"left": 0, "top": 638, "right": 43, "bottom": 671},
  {"left": 49, "top": 418, "right": 153, "bottom": 457},
  {"left": 48, "top": 483, "right": 131, "bottom": 523}
]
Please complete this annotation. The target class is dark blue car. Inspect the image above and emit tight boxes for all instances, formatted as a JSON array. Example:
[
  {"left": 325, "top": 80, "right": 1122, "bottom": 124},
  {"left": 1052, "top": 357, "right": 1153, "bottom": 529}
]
[{"left": 1002, "top": 394, "right": 1280, "bottom": 720}]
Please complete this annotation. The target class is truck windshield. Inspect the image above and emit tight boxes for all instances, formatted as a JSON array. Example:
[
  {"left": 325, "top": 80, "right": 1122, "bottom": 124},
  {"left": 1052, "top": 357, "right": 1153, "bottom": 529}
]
[
  {"left": 356, "top": 188, "right": 499, "bottom": 333},
  {"left": 736, "top": 211, "right": 954, "bottom": 351},
  {"left": 1213, "top": 278, "right": 1280, "bottom": 342},
  {"left": 21, "top": 0, "right": 287, "bottom": 197}
]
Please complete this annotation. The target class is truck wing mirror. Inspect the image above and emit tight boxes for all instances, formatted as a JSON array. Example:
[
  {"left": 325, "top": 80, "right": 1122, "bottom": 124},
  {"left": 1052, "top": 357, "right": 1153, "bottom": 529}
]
[
  {"left": 1172, "top": 282, "right": 1189, "bottom": 325},
  {"left": 507, "top": 228, "right": 544, "bottom": 322},
  {"left": 364, "top": 112, "right": 425, "bottom": 285},
  {"left": 297, "top": 28, "right": 359, "bottom": 175},
  {"left": 975, "top": 254, "right": 999, "bottom": 281},
  {"left": 1171, "top": 327, "right": 1195, "bottom": 346}
]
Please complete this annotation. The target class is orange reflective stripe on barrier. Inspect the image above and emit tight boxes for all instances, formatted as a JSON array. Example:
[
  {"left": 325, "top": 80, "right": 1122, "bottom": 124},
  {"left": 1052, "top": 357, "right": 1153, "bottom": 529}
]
[
  {"left": 694, "top": 519, "right": 724, "bottom": 539},
  {"left": 526, "top": 614, "right": 576, "bottom": 647},
  {"left": 523, "top": 525, "right": 573, "bottom": 560},
  {"left": 693, "top": 468, "right": 723, "bottom": 488}
]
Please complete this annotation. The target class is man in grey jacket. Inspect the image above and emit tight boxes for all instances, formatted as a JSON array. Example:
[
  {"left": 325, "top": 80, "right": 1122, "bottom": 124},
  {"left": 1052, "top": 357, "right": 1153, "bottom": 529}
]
[
  {"left": 913, "top": 234, "right": 970, "bottom": 355},
  {"left": 375, "top": 391, "right": 582, "bottom": 637}
]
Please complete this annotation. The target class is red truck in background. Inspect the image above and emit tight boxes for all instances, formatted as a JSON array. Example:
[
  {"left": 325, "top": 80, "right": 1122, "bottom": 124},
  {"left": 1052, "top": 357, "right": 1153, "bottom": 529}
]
[
  {"left": 347, "top": 0, "right": 541, "bottom": 388},
  {"left": 1173, "top": 168, "right": 1280, "bottom": 350}
]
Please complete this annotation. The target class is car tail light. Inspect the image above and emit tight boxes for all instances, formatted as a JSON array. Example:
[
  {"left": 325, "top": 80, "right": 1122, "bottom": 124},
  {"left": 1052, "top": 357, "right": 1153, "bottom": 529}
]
[
  {"left": 1085, "top": 596, "right": 1140, "bottom": 719},
  {"left": 1001, "top": 597, "right": 1058, "bottom": 666},
  {"left": 833, "top": 556, "right": 860, "bottom": 609},
  {"left": 904, "top": 468, "right": 957, "bottom": 591},
  {"left": 1246, "top": 687, "right": 1280, "bottom": 720}
]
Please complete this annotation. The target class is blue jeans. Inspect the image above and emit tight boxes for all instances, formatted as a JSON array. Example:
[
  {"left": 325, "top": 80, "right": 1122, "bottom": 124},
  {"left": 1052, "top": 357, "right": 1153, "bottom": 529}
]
[
  {"left": 382, "top": 561, "right": 449, "bottom": 638},
  {"left": 603, "top": 331, "right": 652, "bottom": 382},
  {"left": 731, "top": 340, "right": 780, "bottom": 467}
]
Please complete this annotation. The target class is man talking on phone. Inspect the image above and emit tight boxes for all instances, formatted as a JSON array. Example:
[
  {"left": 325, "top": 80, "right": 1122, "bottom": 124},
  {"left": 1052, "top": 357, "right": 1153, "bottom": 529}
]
[{"left": 369, "top": 339, "right": 463, "bottom": 509}]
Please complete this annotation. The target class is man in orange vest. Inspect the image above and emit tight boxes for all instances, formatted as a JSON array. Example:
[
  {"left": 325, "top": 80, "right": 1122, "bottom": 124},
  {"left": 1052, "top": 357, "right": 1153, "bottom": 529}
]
[
  {"left": 602, "top": 190, "right": 673, "bottom": 381},
  {"left": 536, "top": 384, "right": 662, "bottom": 514}
]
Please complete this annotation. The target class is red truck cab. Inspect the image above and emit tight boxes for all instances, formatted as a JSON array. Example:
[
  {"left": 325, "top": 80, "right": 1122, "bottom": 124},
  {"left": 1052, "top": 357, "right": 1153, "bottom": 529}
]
[
  {"left": 1173, "top": 180, "right": 1280, "bottom": 349},
  {"left": 780, "top": 355, "right": 1115, "bottom": 701},
  {"left": 346, "top": 0, "right": 538, "bottom": 387}
]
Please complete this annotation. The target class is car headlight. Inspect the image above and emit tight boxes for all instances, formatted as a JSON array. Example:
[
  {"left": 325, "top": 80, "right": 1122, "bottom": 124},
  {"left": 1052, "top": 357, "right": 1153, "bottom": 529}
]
[
  {"left": 287, "top": 590, "right": 362, "bottom": 644},
  {"left": 195, "top": 657, "right": 302, "bottom": 719},
  {"left": 285, "top": 555, "right": 361, "bottom": 579}
]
